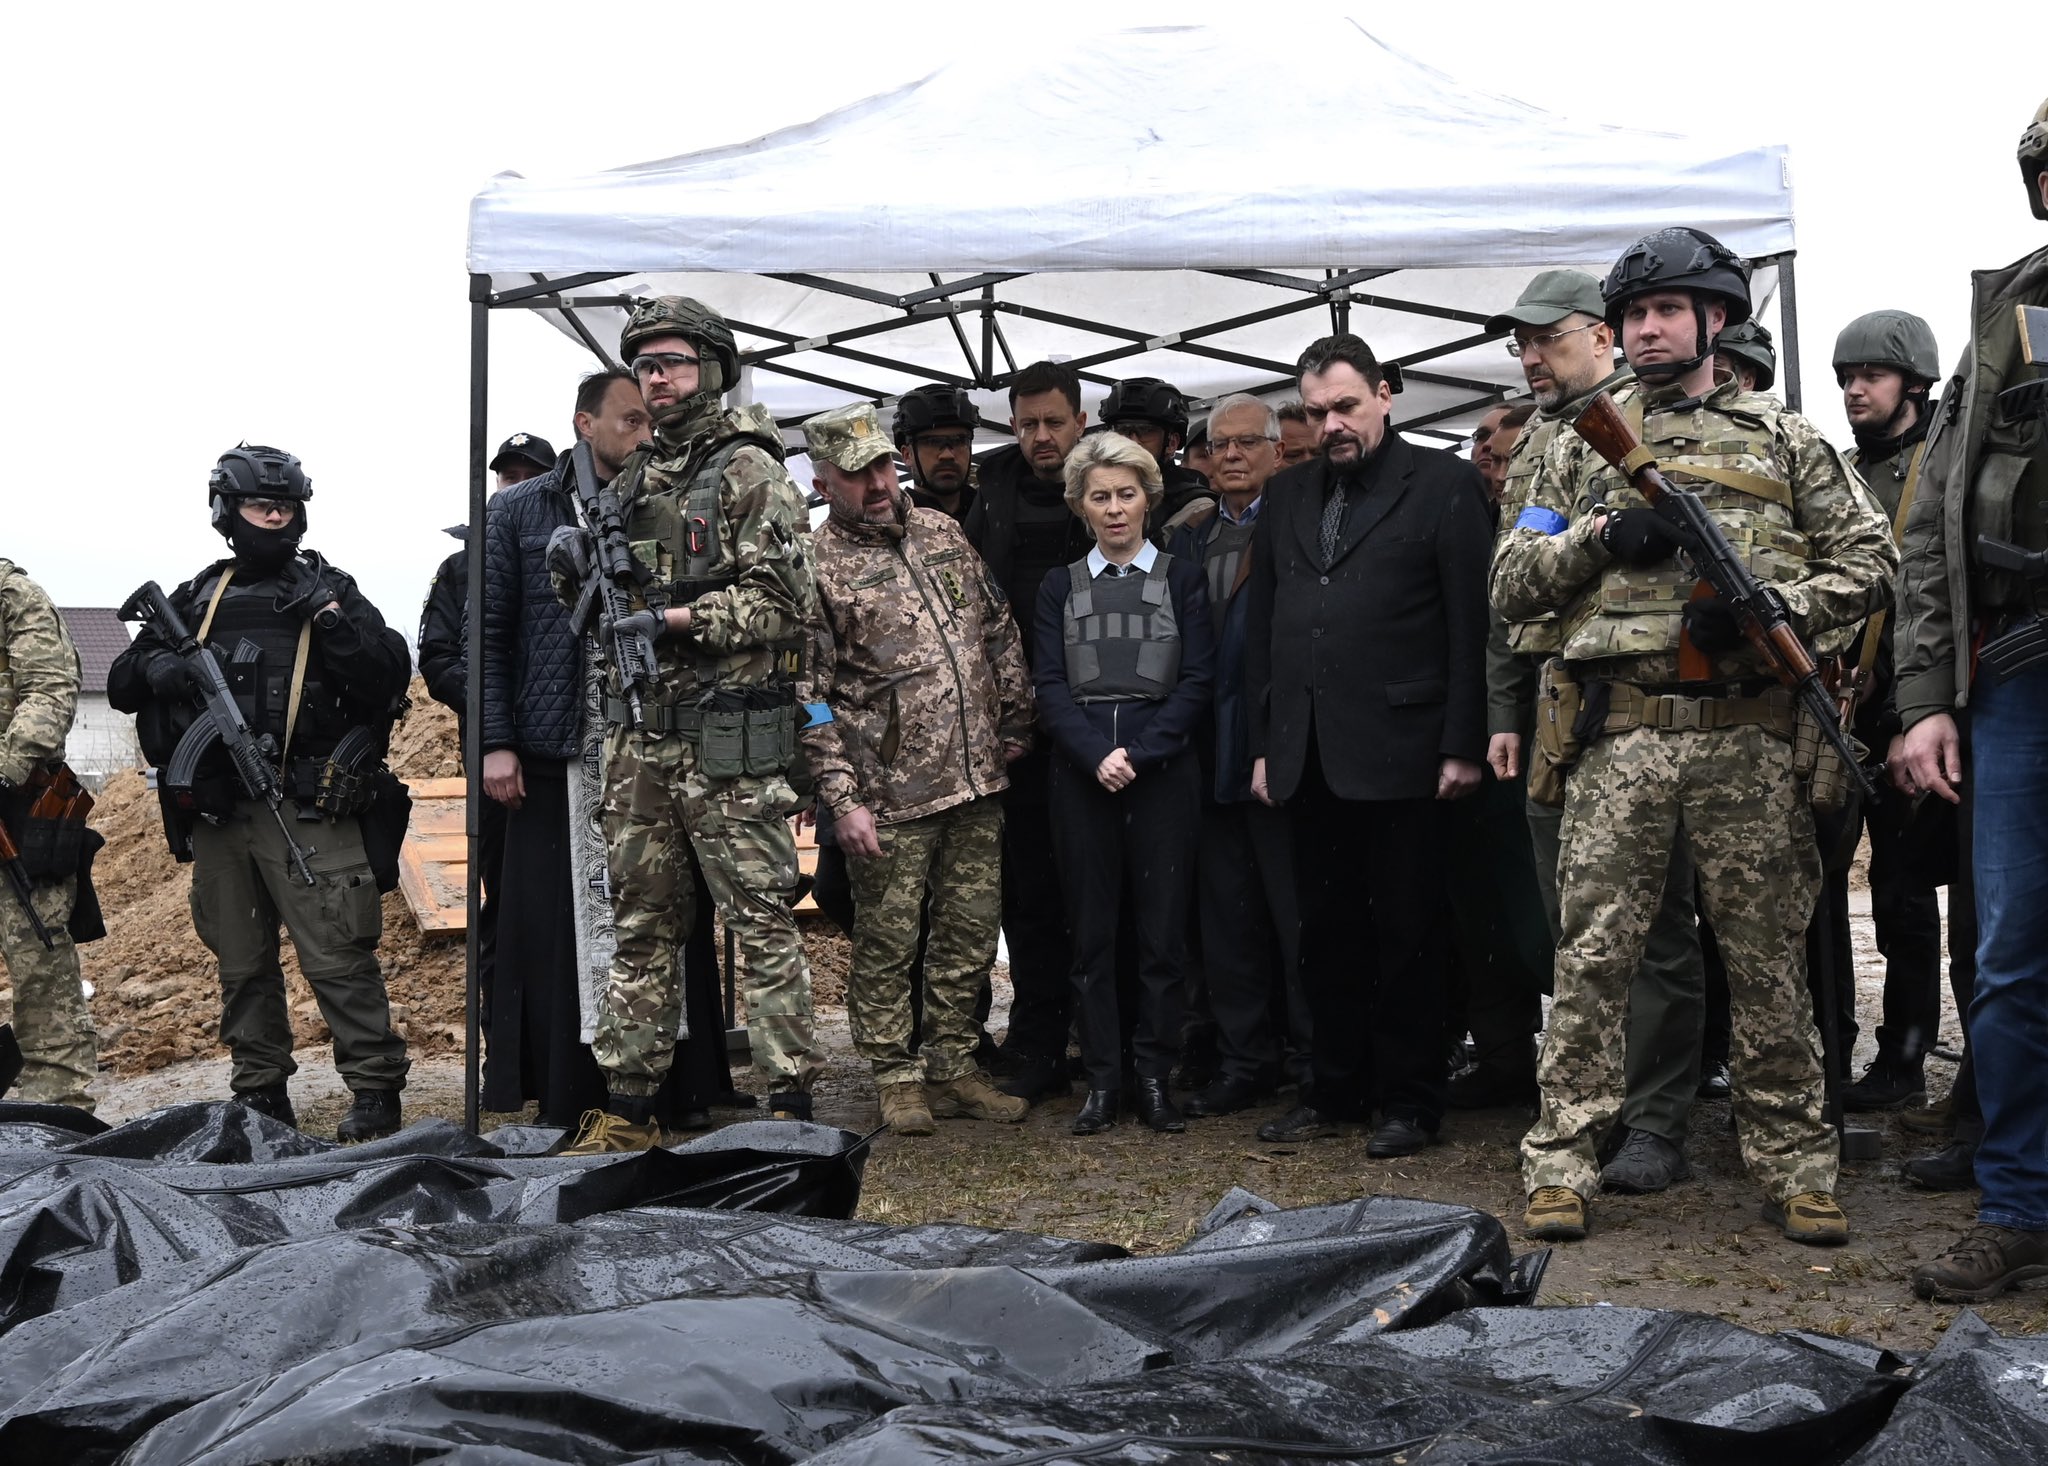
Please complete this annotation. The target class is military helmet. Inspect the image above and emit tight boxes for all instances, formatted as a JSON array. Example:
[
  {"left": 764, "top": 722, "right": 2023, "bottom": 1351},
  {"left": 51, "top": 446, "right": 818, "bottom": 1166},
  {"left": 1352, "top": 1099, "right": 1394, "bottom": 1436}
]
[
  {"left": 208, "top": 443, "right": 311, "bottom": 535},
  {"left": 1832, "top": 310, "right": 1941, "bottom": 385},
  {"left": 2020, "top": 96, "right": 2048, "bottom": 222},
  {"left": 1100, "top": 376, "right": 1190, "bottom": 441},
  {"left": 619, "top": 296, "right": 740, "bottom": 397},
  {"left": 1716, "top": 319, "right": 1778, "bottom": 391},
  {"left": 892, "top": 384, "right": 978, "bottom": 443},
  {"left": 1601, "top": 228, "right": 1753, "bottom": 327}
]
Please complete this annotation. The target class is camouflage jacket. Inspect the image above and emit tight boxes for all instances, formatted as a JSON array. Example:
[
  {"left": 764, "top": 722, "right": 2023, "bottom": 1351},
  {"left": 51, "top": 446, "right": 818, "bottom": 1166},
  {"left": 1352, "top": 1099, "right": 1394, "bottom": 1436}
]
[
  {"left": 1894, "top": 242, "right": 2048, "bottom": 728},
  {"left": 1491, "top": 376, "right": 1895, "bottom": 685},
  {"left": 614, "top": 400, "right": 819, "bottom": 700},
  {"left": 0, "top": 559, "right": 80, "bottom": 786},
  {"left": 800, "top": 502, "right": 1033, "bottom": 826}
]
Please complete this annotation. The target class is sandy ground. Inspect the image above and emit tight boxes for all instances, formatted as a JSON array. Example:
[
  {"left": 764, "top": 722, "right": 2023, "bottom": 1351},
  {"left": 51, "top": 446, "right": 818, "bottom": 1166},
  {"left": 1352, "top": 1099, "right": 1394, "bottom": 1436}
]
[{"left": 82, "top": 884, "right": 2030, "bottom": 1354}]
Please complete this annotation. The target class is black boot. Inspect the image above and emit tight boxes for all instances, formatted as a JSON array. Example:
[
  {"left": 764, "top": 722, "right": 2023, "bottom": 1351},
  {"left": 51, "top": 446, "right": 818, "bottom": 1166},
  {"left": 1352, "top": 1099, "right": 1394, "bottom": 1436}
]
[
  {"left": 1905, "top": 1129, "right": 1981, "bottom": 1192},
  {"left": 997, "top": 1053, "right": 1071, "bottom": 1104},
  {"left": 1842, "top": 1051, "right": 1927, "bottom": 1111},
  {"left": 1132, "top": 1076, "right": 1186, "bottom": 1134},
  {"left": 767, "top": 1090, "right": 813, "bottom": 1121},
  {"left": 1071, "top": 1090, "right": 1119, "bottom": 1135},
  {"left": 232, "top": 1083, "right": 297, "bottom": 1129},
  {"left": 335, "top": 1088, "right": 400, "bottom": 1143}
]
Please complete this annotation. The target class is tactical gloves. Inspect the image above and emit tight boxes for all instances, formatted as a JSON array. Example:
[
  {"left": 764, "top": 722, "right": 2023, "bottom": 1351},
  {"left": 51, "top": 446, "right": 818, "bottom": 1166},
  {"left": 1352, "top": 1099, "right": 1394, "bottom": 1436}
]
[
  {"left": 273, "top": 552, "right": 348, "bottom": 618},
  {"left": 146, "top": 654, "right": 198, "bottom": 700},
  {"left": 1681, "top": 597, "right": 1744, "bottom": 655},
  {"left": 545, "top": 525, "right": 594, "bottom": 586},
  {"left": 611, "top": 609, "right": 665, "bottom": 643},
  {"left": 1599, "top": 508, "right": 1686, "bottom": 567}
]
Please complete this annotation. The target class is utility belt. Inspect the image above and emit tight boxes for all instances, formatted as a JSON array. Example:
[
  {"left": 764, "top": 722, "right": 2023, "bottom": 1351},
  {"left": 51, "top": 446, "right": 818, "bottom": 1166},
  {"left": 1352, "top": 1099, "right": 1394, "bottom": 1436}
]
[
  {"left": 606, "top": 682, "right": 799, "bottom": 781},
  {"left": 1527, "top": 660, "right": 1847, "bottom": 809}
]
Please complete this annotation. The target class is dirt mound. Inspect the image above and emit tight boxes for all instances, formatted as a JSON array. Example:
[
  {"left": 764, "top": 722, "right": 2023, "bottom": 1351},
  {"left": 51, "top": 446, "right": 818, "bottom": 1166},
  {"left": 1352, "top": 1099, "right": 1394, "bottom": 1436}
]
[{"left": 80, "top": 682, "right": 468, "bottom": 1078}]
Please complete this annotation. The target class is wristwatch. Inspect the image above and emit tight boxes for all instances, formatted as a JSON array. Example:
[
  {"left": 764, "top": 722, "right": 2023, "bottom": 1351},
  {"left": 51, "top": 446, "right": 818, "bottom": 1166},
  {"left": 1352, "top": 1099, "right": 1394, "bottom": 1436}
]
[{"left": 313, "top": 604, "right": 343, "bottom": 631}]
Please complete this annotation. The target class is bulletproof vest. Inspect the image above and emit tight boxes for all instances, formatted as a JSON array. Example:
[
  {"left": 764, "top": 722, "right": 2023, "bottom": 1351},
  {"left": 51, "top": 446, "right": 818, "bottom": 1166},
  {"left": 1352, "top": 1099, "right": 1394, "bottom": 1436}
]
[
  {"left": 1199, "top": 513, "right": 1257, "bottom": 636},
  {"left": 1559, "top": 395, "right": 1809, "bottom": 663},
  {"left": 193, "top": 568, "right": 354, "bottom": 762},
  {"left": 1062, "top": 554, "right": 1181, "bottom": 702},
  {"left": 625, "top": 438, "right": 756, "bottom": 606}
]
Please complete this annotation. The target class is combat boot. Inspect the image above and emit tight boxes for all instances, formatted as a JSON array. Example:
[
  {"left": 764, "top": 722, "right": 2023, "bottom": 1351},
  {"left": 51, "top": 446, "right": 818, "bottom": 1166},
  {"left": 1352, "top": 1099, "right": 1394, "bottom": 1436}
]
[
  {"left": 561, "top": 1096, "right": 660, "bottom": 1156},
  {"left": 335, "top": 1089, "right": 401, "bottom": 1143},
  {"left": 1905, "top": 1122, "right": 1982, "bottom": 1191},
  {"left": 878, "top": 1081, "right": 936, "bottom": 1135},
  {"left": 1900, "top": 1095, "right": 1956, "bottom": 1136},
  {"left": 1763, "top": 1190, "right": 1850, "bottom": 1245},
  {"left": 1599, "top": 1128, "right": 1693, "bottom": 1194},
  {"left": 928, "top": 1071, "right": 1029, "bottom": 1123},
  {"left": 1910, "top": 1224, "right": 2048, "bottom": 1302},
  {"left": 1841, "top": 1052, "right": 1927, "bottom": 1111},
  {"left": 1523, "top": 1186, "right": 1587, "bottom": 1241},
  {"left": 232, "top": 1084, "right": 297, "bottom": 1130}
]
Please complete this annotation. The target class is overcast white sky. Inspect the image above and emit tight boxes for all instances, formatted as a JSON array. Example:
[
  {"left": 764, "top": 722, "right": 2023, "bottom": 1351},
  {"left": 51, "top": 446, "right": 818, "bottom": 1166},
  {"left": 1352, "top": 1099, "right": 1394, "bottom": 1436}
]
[{"left": 4, "top": 1, "right": 2043, "bottom": 643}]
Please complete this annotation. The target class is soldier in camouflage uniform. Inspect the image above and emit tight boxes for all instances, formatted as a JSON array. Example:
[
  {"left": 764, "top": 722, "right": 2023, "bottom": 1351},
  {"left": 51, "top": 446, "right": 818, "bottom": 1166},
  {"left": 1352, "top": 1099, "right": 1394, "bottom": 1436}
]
[
  {"left": 560, "top": 297, "right": 826, "bottom": 1155},
  {"left": 0, "top": 560, "right": 95, "bottom": 1111},
  {"left": 1492, "top": 229, "right": 1896, "bottom": 1246},
  {"left": 797, "top": 403, "right": 1033, "bottom": 1135}
]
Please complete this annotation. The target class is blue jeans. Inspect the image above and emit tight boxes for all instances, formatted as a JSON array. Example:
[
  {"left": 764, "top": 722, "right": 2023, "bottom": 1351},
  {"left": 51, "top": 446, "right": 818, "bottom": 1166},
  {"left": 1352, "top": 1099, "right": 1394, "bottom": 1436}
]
[{"left": 1968, "top": 657, "right": 2048, "bottom": 1230}]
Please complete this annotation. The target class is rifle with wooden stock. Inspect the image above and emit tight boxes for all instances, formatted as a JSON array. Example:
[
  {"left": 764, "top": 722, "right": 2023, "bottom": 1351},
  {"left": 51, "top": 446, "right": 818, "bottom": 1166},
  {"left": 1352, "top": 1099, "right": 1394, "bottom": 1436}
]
[{"left": 1570, "top": 390, "right": 1880, "bottom": 802}]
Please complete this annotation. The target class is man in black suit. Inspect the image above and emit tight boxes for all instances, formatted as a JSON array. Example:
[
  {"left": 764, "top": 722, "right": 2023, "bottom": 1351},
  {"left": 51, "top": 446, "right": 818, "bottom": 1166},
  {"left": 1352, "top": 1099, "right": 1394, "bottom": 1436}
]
[{"left": 1245, "top": 333, "right": 1492, "bottom": 1157}]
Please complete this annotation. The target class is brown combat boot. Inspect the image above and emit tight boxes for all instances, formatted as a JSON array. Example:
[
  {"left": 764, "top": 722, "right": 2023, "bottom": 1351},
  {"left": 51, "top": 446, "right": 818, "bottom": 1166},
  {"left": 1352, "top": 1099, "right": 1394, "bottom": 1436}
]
[
  {"left": 928, "top": 1071, "right": 1029, "bottom": 1123},
  {"left": 560, "top": 1108, "right": 661, "bottom": 1156},
  {"left": 1763, "top": 1190, "right": 1850, "bottom": 1246},
  {"left": 1911, "top": 1224, "right": 2048, "bottom": 1302},
  {"left": 878, "top": 1081, "right": 936, "bottom": 1136},
  {"left": 1523, "top": 1186, "right": 1587, "bottom": 1241}
]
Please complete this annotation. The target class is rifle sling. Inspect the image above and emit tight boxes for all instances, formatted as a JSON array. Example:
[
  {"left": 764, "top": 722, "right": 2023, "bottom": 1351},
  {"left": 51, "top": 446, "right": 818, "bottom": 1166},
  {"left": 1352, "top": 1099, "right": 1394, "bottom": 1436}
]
[
  {"left": 193, "top": 567, "right": 312, "bottom": 768},
  {"left": 1853, "top": 439, "right": 1929, "bottom": 687}
]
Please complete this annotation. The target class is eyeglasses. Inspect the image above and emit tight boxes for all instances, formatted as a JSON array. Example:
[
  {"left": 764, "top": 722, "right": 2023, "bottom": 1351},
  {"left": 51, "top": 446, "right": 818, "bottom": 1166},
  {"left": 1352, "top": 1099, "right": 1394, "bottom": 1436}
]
[
  {"left": 630, "top": 351, "right": 700, "bottom": 380},
  {"left": 239, "top": 498, "right": 298, "bottom": 518},
  {"left": 1506, "top": 322, "right": 1601, "bottom": 358},
  {"left": 1212, "top": 433, "right": 1277, "bottom": 454},
  {"left": 911, "top": 431, "right": 973, "bottom": 453}
]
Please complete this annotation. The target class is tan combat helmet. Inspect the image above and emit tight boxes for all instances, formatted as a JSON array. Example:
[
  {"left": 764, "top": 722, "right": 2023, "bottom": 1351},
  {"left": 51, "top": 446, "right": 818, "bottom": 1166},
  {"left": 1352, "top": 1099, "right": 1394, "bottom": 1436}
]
[{"left": 2022, "top": 96, "right": 2048, "bottom": 222}]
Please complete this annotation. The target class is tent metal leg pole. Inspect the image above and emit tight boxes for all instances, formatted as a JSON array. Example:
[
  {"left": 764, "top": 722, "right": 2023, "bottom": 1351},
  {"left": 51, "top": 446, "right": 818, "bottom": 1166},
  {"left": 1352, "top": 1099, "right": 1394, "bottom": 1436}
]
[
  {"left": 1777, "top": 252, "right": 1802, "bottom": 413},
  {"left": 464, "top": 273, "right": 490, "bottom": 1136}
]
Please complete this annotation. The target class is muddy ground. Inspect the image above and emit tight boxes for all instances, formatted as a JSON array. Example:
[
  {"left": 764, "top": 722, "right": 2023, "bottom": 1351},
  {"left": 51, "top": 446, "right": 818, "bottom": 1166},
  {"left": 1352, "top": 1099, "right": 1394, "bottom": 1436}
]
[{"left": 23, "top": 679, "right": 2040, "bottom": 1352}]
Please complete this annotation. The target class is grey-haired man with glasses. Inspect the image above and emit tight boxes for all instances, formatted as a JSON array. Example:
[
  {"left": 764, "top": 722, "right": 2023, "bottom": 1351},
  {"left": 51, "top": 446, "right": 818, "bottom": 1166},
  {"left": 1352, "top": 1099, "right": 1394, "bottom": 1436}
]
[{"left": 1470, "top": 270, "right": 1707, "bottom": 1201}]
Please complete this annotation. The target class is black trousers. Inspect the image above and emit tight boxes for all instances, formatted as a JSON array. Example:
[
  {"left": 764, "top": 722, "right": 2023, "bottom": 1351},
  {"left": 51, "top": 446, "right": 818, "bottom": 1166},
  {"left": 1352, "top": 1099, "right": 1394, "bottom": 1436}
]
[
  {"left": 1864, "top": 791, "right": 1945, "bottom": 1062},
  {"left": 480, "top": 761, "right": 606, "bottom": 1125},
  {"left": 1050, "top": 749, "right": 1199, "bottom": 1090},
  {"left": 476, "top": 791, "right": 506, "bottom": 1022},
  {"left": 1291, "top": 759, "right": 1450, "bottom": 1129},
  {"left": 1443, "top": 767, "right": 1551, "bottom": 1079},
  {"left": 1196, "top": 797, "right": 1302, "bottom": 1082},
  {"left": 999, "top": 748, "right": 1072, "bottom": 1060}
]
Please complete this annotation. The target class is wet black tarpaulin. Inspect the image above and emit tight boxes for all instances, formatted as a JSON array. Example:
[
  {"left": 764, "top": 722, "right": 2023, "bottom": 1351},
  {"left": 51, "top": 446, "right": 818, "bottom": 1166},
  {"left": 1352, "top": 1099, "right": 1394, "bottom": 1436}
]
[{"left": 0, "top": 1103, "right": 2038, "bottom": 1464}]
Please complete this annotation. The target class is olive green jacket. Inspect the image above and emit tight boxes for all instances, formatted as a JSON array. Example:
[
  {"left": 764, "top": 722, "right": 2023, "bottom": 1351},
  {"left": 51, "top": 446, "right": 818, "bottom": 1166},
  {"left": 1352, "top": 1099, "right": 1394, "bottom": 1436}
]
[{"left": 1894, "top": 242, "right": 2048, "bottom": 728}]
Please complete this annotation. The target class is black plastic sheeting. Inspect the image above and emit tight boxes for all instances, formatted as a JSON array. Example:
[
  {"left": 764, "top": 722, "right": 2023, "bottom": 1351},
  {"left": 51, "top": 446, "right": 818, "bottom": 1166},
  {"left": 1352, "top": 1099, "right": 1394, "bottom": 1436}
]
[{"left": 0, "top": 1104, "right": 2039, "bottom": 1464}]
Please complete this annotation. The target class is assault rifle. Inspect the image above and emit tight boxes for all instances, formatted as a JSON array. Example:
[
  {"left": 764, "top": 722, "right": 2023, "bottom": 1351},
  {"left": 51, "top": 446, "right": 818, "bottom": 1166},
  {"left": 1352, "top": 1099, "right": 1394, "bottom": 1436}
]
[
  {"left": 567, "top": 439, "right": 660, "bottom": 729},
  {"left": 1570, "top": 391, "right": 1880, "bottom": 802},
  {"left": 0, "top": 800, "right": 52, "bottom": 948},
  {"left": 118, "top": 581, "right": 318, "bottom": 886}
]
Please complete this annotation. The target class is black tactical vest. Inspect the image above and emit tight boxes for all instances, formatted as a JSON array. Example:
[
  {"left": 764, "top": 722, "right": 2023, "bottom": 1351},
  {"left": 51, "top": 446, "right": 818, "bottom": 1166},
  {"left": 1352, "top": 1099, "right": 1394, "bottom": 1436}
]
[
  {"left": 1061, "top": 554, "right": 1181, "bottom": 702},
  {"left": 192, "top": 568, "right": 354, "bottom": 761}
]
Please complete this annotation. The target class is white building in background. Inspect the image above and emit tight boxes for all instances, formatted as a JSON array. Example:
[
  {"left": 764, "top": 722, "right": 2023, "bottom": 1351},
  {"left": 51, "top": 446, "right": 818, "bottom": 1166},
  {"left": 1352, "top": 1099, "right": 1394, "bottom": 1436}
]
[{"left": 59, "top": 607, "right": 141, "bottom": 790}]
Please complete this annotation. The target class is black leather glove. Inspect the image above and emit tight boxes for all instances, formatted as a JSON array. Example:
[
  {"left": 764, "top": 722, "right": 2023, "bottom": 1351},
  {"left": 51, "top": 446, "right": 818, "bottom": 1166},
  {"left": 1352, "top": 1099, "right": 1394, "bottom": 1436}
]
[
  {"left": 146, "top": 654, "right": 198, "bottom": 700},
  {"left": 611, "top": 608, "right": 664, "bottom": 643},
  {"left": 274, "top": 552, "right": 347, "bottom": 618},
  {"left": 1681, "top": 597, "right": 1744, "bottom": 656},
  {"left": 1599, "top": 508, "right": 1685, "bottom": 567}
]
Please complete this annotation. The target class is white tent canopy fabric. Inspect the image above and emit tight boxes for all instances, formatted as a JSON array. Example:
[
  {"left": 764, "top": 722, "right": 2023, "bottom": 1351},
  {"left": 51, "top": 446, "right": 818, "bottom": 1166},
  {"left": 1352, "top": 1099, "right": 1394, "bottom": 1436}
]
[{"left": 465, "top": 19, "right": 1798, "bottom": 439}]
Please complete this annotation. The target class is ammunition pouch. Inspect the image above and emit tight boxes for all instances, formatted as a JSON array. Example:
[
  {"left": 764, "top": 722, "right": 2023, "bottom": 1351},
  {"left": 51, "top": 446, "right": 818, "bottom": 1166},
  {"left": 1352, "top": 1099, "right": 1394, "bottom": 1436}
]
[
  {"left": 1792, "top": 701, "right": 1867, "bottom": 814},
  {"left": 1527, "top": 658, "right": 1585, "bottom": 809},
  {"left": 608, "top": 683, "right": 800, "bottom": 784}
]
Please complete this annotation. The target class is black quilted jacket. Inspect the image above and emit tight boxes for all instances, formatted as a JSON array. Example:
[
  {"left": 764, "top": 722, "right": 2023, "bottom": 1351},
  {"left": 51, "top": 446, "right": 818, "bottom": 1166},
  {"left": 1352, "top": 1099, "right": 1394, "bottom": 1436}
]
[{"left": 482, "top": 455, "right": 584, "bottom": 759}]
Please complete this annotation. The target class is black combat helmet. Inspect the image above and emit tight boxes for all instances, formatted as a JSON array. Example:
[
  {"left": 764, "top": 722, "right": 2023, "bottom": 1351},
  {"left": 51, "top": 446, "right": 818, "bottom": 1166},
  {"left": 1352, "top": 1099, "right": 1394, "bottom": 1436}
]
[
  {"left": 1832, "top": 311, "right": 1941, "bottom": 386},
  {"left": 618, "top": 296, "right": 741, "bottom": 399},
  {"left": 1601, "top": 227, "right": 1753, "bottom": 382},
  {"left": 209, "top": 443, "right": 311, "bottom": 536},
  {"left": 2019, "top": 96, "right": 2048, "bottom": 222},
  {"left": 1100, "top": 376, "right": 1191, "bottom": 443},
  {"left": 1716, "top": 319, "right": 1778, "bottom": 392},
  {"left": 892, "top": 384, "right": 978, "bottom": 443}
]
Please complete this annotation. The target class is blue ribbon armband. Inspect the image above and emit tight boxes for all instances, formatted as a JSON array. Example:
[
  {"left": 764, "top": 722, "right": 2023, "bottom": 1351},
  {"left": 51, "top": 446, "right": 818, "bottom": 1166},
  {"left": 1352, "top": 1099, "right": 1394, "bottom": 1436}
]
[
  {"left": 801, "top": 702, "right": 834, "bottom": 728},
  {"left": 1514, "top": 505, "right": 1570, "bottom": 536}
]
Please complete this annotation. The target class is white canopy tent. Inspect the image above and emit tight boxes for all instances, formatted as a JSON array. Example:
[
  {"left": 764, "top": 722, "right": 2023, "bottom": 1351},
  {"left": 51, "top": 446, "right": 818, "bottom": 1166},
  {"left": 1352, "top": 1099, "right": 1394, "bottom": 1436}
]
[
  {"left": 452, "top": 19, "right": 1802, "bottom": 1126},
  {"left": 465, "top": 19, "right": 1803, "bottom": 448}
]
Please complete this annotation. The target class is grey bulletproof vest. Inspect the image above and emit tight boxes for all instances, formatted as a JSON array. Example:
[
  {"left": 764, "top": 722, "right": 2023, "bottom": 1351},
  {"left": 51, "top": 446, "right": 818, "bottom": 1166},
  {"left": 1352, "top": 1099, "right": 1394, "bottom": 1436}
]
[{"left": 1062, "top": 553, "right": 1180, "bottom": 702}]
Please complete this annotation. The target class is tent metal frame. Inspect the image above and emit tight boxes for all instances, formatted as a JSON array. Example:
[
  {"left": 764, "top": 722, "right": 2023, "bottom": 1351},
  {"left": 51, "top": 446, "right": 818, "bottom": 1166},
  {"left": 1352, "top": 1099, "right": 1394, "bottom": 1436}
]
[{"left": 458, "top": 252, "right": 1804, "bottom": 1130}]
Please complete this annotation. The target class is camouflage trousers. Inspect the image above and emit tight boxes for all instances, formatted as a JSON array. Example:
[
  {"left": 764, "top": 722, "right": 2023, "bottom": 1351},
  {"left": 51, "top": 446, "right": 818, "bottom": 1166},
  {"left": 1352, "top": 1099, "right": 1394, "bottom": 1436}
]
[
  {"left": 846, "top": 798, "right": 1002, "bottom": 1086},
  {"left": 1522, "top": 722, "right": 1836, "bottom": 1203},
  {"left": 595, "top": 727, "right": 824, "bottom": 1097},
  {"left": 0, "top": 874, "right": 95, "bottom": 1111}
]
